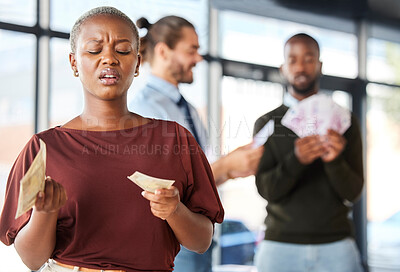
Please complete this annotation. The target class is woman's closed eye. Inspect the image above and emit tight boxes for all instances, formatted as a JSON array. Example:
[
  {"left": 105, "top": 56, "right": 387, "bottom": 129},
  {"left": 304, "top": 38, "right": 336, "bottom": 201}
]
[
  {"left": 88, "top": 50, "right": 101, "bottom": 55},
  {"left": 87, "top": 50, "right": 131, "bottom": 55},
  {"left": 117, "top": 50, "right": 131, "bottom": 55}
]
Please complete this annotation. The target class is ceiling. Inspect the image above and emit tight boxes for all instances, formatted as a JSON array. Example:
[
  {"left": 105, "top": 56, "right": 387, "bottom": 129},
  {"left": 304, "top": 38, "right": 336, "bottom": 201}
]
[{"left": 212, "top": 0, "right": 400, "bottom": 35}]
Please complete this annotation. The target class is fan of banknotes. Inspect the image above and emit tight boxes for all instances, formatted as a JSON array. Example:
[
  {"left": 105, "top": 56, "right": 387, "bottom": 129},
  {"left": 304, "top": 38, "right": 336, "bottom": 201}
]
[{"left": 281, "top": 94, "right": 351, "bottom": 138}]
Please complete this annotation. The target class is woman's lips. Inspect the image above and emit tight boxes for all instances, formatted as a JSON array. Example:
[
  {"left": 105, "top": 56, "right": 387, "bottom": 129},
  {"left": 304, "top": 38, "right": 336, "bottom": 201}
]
[{"left": 99, "top": 68, "right": 120, "bottom": 85}]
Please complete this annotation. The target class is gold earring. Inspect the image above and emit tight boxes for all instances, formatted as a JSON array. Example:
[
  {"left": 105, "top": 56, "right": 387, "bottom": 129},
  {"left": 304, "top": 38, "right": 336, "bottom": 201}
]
[
  {"left": 74, "top": 70, "right": 79, "bottom": 77},
  {"left": 134, "top": 71, "right": 140, "bottom": 77}
]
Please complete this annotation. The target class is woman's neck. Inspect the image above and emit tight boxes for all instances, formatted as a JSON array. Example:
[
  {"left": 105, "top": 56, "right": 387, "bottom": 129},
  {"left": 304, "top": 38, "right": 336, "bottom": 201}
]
[
  {"left": 79, "top": 110, "right": 132, "bottom": 131},
  {"left": 63, "top": 101, "right": 147, "bottom": 131}
]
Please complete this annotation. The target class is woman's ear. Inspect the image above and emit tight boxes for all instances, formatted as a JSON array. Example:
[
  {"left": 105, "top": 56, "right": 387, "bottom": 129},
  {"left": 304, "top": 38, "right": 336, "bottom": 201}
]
[
  {"left": 136, "top": 54, "right": 141, "bottom": 72},
  {"left": 69, "top": 53, "right": 79, "bottom": 77},
  {"left": 134, "top": 54, "right": 141, "bottom": 77}
]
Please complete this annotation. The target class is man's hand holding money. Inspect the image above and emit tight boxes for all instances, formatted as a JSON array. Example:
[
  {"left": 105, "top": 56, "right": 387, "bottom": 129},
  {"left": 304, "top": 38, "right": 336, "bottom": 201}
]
[
  {"left": 295, "top": 129, "right": 346, "bottom": 165},
  {"left": 295, "top": 135, "right": 326, "bottom": 165},
  {"left": 320, "top": 129, "right": 347, "bottom": 163}
]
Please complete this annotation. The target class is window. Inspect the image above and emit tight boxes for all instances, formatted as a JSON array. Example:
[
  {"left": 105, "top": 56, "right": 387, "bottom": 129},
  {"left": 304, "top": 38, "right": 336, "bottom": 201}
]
[
  {"left": 219, "top": 10, "right": 358, "bottom": 78},
  {"left": 0, "top": 0, "right": 36, "bottom": 26},
  {"left": 49, "top": 38, "right": 83, "bottom": 127},
  {"left": 367, "top": 83, "right": 400, "bottom": 270},
  {"left": 219, "top": 77, "right": 284, "bottom": 264},
  {"left": 367, "top": 38, "right": 400, "bottom": 85},
  {"left": 0, "top": 29, "right": 35, "bottom": 272},
  {"left": 0, "top": 30, "right": 36, "bottom": 206}
]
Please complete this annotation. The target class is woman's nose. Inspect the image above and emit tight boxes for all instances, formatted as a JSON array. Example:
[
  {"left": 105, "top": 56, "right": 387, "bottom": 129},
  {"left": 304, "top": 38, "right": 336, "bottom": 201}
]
[{"left": 101, "top": 48, "right": 119, "bottom": 65}]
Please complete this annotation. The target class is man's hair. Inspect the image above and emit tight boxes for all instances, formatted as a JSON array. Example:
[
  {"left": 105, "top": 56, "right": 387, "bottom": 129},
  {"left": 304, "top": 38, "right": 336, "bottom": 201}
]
[
  {"left": 136, "top": 16, "right": 195, "bottom": 63},
  {"left": 285, "top": 33, "right": 320, "bottom": 58},
  {"left": 70, "top": 6, "right": 139, "bottom": 53}
]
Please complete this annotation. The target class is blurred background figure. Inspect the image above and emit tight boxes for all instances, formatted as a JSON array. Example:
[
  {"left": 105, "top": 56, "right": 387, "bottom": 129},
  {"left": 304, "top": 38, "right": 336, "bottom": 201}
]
[
  {"left": 129, "top": 15, "right": 263, "bottom": 272},
  {"left": 253, "top": 33, "right": 364, "bottom": 272}
]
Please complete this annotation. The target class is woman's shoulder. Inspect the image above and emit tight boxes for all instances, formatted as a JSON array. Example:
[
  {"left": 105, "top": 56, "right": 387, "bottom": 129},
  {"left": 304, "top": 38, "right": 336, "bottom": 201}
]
[{"left": 150, "top": 118, "right": 182, "bottom": 129}]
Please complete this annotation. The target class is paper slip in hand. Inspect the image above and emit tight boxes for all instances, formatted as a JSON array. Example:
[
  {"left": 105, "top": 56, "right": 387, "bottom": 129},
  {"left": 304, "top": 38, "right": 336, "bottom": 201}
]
[
  {"left": 127, "top": 171, "right": 175, "bottom": 193},
  {"left": 15, "top": 139, "right": 47, "bottom": 219},
  {"left": 252, "top": 119, "right": 274, "bottom": 148}
]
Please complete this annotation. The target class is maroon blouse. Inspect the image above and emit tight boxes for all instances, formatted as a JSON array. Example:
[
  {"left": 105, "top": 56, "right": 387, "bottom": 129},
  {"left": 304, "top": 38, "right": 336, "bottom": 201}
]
[{"left": 0, "top": 119, "right": 224, "bottom": 271}]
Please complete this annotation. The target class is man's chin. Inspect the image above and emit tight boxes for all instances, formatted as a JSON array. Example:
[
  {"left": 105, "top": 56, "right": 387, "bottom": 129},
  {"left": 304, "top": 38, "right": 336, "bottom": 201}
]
[
  {"left": 293, "top": 82, "right": 317, "bottom": 96},
  {"left": 179, "top": 76, "right": 194, "bottom": 84},
  {"left": 294, "top": 88, "right": 315, "bottom": 96}
]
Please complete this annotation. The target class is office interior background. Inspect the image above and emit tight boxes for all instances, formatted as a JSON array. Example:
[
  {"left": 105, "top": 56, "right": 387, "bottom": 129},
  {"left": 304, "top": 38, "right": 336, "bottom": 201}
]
[{"left": 0, "top": 0, "right": 399, "bottom": 271}]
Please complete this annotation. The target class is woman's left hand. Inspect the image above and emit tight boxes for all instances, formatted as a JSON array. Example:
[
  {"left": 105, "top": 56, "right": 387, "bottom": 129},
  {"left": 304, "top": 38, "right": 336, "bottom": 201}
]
[{"left": 141, "top": 186, "right": 180, "bottom": 220}]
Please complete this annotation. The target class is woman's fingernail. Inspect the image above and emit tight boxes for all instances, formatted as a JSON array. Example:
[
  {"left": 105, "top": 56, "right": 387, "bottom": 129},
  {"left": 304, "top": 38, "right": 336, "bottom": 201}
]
[{"left": 141, "top": 191, "right": 145, "bottom": 197}]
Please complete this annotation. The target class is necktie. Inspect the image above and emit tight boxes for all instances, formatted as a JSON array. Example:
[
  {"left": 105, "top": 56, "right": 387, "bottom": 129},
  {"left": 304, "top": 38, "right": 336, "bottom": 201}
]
[{"left": 177, "top": 95, "right": 201, "bottom": 145}]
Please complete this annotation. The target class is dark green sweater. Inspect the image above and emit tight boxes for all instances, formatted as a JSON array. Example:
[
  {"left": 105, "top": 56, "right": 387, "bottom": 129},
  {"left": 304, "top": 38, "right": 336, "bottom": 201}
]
[{"left": 253, "top": 104, "right": 364, "bottom": 244}]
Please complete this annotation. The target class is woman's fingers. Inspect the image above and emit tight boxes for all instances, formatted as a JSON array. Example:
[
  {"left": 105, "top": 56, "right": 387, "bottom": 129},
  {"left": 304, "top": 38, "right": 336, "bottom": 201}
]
[{"left": 35, "top": 176, "right": 67, "bottom": 214}]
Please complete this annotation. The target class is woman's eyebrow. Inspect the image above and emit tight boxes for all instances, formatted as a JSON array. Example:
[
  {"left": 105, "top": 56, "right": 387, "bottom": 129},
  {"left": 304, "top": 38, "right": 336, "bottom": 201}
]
[
  {"left": 85, "top": 39, "right": 132, "bottom": 45},
  {"left": 115, "top": 38, "right": 132, "bottom": 44},
  {"left": 85, "top": 39, "right": 102, "bottom": 45}
]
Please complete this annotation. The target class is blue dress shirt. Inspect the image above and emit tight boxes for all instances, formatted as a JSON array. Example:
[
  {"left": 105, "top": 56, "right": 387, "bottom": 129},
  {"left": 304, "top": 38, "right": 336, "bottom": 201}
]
[{"left": 129, "top": 74, "right": 207, "bottom": 149}]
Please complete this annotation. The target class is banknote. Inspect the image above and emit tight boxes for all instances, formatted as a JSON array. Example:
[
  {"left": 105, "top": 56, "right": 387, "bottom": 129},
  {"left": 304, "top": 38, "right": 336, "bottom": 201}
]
[
  {"left": 15, "top": 139, "right": 47, "bottom": 219},
  {"left": 127, "top": 171, "right": 175, "bottom": 193},
  {"left": 281, "top": 94, "right": 351, "bottom": 137},
  {"left": 252, "top": 119, "right": 274, "bottom": 148}
]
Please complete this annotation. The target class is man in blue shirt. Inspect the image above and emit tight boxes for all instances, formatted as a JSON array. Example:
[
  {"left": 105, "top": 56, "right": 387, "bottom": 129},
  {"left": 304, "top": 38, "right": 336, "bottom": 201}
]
[{"left": 129, "top": 16, "right": 263, "bottom": 272}]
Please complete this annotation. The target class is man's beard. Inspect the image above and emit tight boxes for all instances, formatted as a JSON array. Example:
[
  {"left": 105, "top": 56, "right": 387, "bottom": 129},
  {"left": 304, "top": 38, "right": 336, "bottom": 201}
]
[
  {"left": 177, "top": 73, "right": 194, "bottom": 84},
  {"left": 171, "top": 62, "right": 194, "bottom": 84},
  {"left": 292, "top": 78, "right": 318, "bottom": 96}
]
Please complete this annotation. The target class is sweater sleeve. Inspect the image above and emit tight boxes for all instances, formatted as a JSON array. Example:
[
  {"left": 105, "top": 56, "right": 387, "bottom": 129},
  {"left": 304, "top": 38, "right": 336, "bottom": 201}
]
[
  {"left": 323, "top": 115, "right": 364, "bottom": 202},
  {"left": 253, "top": 111, "right": 306, "bottom": 203}
]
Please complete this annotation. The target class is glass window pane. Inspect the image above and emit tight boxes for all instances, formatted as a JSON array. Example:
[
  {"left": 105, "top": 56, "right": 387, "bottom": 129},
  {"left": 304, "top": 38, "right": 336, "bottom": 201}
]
[
  {"left": 50, "top": 0, "right": 209, "bottom": 53},
  {"left": 367, "top": 38, "right": 400, "bottom": 85},
  {"left": 0, "top": 0, "right": 36, "bottom": 26},
  {"left": 219, "top": 77, "right": 284, "bottom": 266},
  {"left": 367, "top": 83, "right": 400, "bottom": 270},
  {"left": 219, "top": 10, "right": 358, "bottom": 78},
  {"left": 221, "top": 77, "right": 283, "bottom": 151},
  {"left": 0, "top": 30, "right": 35, "bottom": 271},
  {"left": 49, "top": 38, "right": 83, "bottom": 126}
]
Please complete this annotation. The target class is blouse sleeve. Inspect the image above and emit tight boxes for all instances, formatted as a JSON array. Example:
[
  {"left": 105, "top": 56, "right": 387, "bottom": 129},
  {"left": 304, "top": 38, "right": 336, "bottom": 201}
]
[
  {"left": 0, "top": 135, "right": 41, "bottom": 245},
  {"left": 174, "top": 124, "right": 224, "bottom": 224}
]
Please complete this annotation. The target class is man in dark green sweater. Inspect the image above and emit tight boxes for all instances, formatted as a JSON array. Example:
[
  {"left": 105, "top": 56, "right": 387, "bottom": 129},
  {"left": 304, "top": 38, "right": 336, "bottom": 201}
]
[{"left": 253, "top": 33, "right": 364, "bottom": 272}]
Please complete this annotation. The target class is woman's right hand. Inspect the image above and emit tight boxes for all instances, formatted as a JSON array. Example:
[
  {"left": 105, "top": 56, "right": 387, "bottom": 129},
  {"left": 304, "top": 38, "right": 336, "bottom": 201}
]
[{"left": 35, "top": 176, "right": 67, "bottom": 214}]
